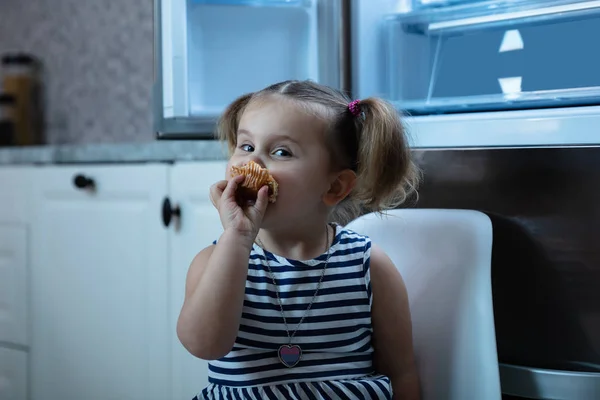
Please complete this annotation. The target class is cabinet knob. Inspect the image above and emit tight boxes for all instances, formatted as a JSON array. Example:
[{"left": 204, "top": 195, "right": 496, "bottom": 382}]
[
  {"left": 162, "top": 197, "right": 181, "bottom": 227},
  {"left": 73, "top": 174, "right": 95, "bottom": 190}
]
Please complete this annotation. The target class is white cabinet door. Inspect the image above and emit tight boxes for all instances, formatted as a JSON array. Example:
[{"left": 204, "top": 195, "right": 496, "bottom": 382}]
[
  {"left": 0, "top": 347, "right": 27, "bottom": 400},
  {"left": 0, "top": 226, "right": 28, "bottom": 348},
  {"left": 168, "top": 161, "right": 226, "bottom": 399},
  {"left": 0, "top": 166, "right": 31, "bottom": 223},
  {"left": 30, "top": 164, "right": 170, "bottom": 400},
  {"left": 0, "top": 167, "right": 31, "bottom": 349}
]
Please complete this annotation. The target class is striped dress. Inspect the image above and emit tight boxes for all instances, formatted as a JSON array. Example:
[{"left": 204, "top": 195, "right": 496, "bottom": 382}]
[{"left": 194, "top": 224, "right": 393, "bottom": 399}]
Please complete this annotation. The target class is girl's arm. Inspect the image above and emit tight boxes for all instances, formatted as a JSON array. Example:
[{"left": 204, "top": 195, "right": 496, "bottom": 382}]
[
  {"left": 176, "top": 230, "right": 254, "bottom": 360},
  {"left": 370, "top": 244, "right": 421, "bottom": 400},
  {"left": 177, "top": 177, "right": 269, "bottom": 360}
]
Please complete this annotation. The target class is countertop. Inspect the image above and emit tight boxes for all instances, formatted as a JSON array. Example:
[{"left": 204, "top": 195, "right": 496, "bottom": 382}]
[{"left": 0, "top": 140, "right": 227, "bottom": 165}]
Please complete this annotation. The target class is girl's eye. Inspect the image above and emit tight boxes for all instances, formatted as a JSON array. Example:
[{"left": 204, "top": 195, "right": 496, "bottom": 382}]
[
  {"left": 273, "top": 148, "right": 292, "bottom": 157},
  {"left": 240, "top": 144, "right": 254, "bottom": 152}
]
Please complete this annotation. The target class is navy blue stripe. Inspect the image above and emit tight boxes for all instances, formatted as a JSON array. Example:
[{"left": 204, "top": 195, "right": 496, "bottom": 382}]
[
  {"left": 239, "top": 323, "right": 372, "bottom": 338},
  {"left": 233, "top": 388, "right": 243, "bottom": 400},
  {"left": 245, "top": 284, "right": 366, "bottom": 299},
  {"left": 208, "top": 367, "right": 374, "bottom": 387},
  {"left": 246, "top": 270, "right": 364, "bottom": 286},
  {"left": 343, "top": 382, "right": 365, "bottom": 398},
  {"left": 249, "top": 245, "right": 364, "bottom": 264},
  {"left": 299, "top": 382, "right": 318, "bottom": 400},
  {"left": 247, "top": 258, "right": 364, "bottom": 274},
  {"left": 243, "top": 297, "right": 369, "bottom": 312},
  {"left": 364, "top": 240, "right": 372, "bottom": 303},
  {"left": 332, "top": 246, "right": 368, "bottom": 257},
  {"left": 264, "top": 385, "right": 278, "bottom": 400},
  {"left": 235, "top": 329, "right": 371, "bottom": 351},
  {"left": 289, "top": 384, "right": 302, "bottom": 399},
  {"left": 339, "top": 236, "right": 366, "bottom": 245},
  {"left": 373, "top": 378, "right": 392, "bottom": 400},
  {"left": 213, "top": 353, "right": 372, "bottom": 371},
  {"left": 360, "top": 379, "right": 380, "bottom": 398},
  {"left": 313, "top": 382, "right": 333, "bottom": 400},
  {"left": 240, "top": 310, "right": 371, "bottom": 325},
  {"left": 251, "top": 387, "right": 262, "bottom": 398},
  {"left": 209, "top": 354, "right": 370, "bottom": 376},
  {"left": 324, "top": 381, "right": 350, "bottom": 399},
  {"left": 363, "top": 241, "right": 371, "bottom": 274},
  {"left": 275, "top": 385, "right": 292, "bottom": 399},
  {"left": 354, "top": 340, "right": 374, "bottom": 353}
]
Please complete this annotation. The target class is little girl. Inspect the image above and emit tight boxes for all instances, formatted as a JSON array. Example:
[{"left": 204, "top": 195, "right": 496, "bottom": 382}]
[{"left": 177, "top": 80, "right": 421, "bottom": 399}]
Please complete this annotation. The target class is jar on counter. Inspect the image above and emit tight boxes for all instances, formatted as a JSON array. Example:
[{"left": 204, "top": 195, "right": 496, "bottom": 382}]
[
  {"left": 0, "top": 93, "right": 16, "bottom": 146},
  {"left": 1, "top": 53, "right": 43, "bottom": 146}
]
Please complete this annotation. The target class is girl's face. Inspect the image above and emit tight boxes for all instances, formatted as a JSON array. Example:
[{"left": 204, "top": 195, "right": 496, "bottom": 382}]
[{"left": 226, "top": 97, "right": 335, "bottom": 228}]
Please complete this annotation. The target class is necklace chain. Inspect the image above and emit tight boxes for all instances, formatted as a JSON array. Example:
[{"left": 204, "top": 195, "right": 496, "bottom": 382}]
[{"left": 256, "top": 226, "right": 331, "bottom": 344}]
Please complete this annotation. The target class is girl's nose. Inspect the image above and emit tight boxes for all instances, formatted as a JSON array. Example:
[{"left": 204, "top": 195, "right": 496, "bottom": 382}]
[{"left": 247, "top": 155, "right": 266, "bottom": 169}]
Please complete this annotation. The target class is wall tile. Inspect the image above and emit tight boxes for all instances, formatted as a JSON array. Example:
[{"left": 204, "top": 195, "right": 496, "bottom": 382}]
[{"left": 0, "top": 0, "right": 154, "bottom": 144}]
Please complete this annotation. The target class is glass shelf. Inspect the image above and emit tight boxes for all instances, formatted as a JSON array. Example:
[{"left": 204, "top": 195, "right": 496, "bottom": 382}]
[
  {"left": 399, "top": 0, "right": 600, "bottom": 34},
  {"left": 190, "top": 0, "right": 310, "bottom": 7},
  {"left": 412, "top": 0, "right": 493, "bottom": 10},
  {"left": 383, "top": 0, "right": 600, "bottom": 114}
]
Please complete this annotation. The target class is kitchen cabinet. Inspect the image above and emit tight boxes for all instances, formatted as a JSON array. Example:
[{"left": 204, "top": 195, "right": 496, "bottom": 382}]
[
  {"left": 0, "top": 167, "right": 32, "bottom": 400},
  {"left": 16, "top": 161, "right": 226, "bottom": 400},
  {"left": 0, "top": 225, "right": 28, "bottom": 348},
  {"left": 29, "top": 164, "right": 172, "bottom": 400},
  {"left": 0, "top": 161, "right": 227, "bottom": 399},
  {"left": 0, "top": 347, "right": 27, "bottom": 400}
]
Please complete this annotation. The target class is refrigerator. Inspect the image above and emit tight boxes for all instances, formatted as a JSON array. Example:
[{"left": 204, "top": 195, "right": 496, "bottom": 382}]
[
  {"left": 154, "top": 1, "right": 600, "bottom": 398},
  {"left": 154, "top": 0, "right": 349, "bottom": 137}
]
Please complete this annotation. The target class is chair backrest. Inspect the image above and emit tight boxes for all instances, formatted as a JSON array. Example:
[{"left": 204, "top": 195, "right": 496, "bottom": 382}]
[{"left": 345, "top": 209, "right": 501, "bottom": 400}]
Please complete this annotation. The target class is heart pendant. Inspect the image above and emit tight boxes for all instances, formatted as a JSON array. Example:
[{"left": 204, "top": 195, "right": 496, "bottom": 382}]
[{"left": 278, "top": 344, "right": 302, "bottom": 368}]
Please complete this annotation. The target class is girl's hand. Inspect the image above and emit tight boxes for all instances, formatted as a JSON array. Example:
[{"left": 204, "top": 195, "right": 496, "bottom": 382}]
[{"left": 209, "top": 175, "right": 269, "bottom": 241}]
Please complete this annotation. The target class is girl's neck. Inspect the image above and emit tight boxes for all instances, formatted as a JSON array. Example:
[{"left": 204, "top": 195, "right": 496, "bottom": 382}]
[{"left": 256, "top": 220, "right": 335, "bottom": 261}]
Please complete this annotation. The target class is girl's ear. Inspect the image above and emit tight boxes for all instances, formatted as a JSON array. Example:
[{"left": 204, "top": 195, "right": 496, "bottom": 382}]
[{"left": 323, "top": 169, "right": 357, "bottom": 207}]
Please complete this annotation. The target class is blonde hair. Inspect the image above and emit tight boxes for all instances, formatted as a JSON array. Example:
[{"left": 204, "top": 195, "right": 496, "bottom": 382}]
[{"left": 217, "top": 80, "right": 420, "bottom": 225}]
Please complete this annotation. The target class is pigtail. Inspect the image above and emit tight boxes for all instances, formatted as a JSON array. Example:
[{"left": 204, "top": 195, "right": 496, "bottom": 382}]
[
  {"left": 351, "top": 97, "right": 420, "bottom": 213},
  {"left": 216, "top": 92, "right": 254, "bottom": 154}
]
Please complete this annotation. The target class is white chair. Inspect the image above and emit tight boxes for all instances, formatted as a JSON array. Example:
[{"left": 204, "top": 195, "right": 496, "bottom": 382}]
[{"left": 346, "top": 209, "right": 502, "bottom": 400}]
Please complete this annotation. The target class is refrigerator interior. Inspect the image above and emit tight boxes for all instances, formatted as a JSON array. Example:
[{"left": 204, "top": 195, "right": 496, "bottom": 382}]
[
  {"left": 380, "top": 0, "right": 600, "bottom": 114},
  {"left": 161, "top": 0, "right": 319, "bottom": 120}
]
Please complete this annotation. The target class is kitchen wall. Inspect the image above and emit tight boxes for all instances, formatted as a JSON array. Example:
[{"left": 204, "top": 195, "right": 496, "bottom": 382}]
[{"left": 0, "top": 0, "right": 154, "bottom": 144}]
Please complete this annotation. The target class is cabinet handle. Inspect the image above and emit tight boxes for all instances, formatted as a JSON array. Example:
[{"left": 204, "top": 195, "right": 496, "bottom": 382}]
[
  {"left": 73, "top": 174, "right": 95, "bottom": 190},
  {"left": 162, "top": 197, "right": 181, "bottom": 227}
]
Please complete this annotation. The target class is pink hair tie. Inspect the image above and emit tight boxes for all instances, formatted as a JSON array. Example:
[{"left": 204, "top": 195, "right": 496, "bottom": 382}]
[{"left": 348, "top": 99, "right": 361, "bottom": 117}]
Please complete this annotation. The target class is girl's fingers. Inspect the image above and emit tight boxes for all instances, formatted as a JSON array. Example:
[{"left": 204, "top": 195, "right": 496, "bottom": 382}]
[
  {"left": 222, "top": 175, "right": 245, "bottom": 201},
  {"left": 209, "top": 180, "right": 228, "bottom": 208},
  {"left": 252, "top": 186, "right": 269, "bottom": 219}
]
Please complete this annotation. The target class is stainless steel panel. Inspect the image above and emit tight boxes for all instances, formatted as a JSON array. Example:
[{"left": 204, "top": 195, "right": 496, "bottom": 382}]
[{"left": 500, "top": 363, "right": 600, "bottom": 399}]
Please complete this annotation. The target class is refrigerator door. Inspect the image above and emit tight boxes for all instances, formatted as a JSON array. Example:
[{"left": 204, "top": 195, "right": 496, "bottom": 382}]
[{"left": 154, "top": 0, "right": 348, "bottom": 138}]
